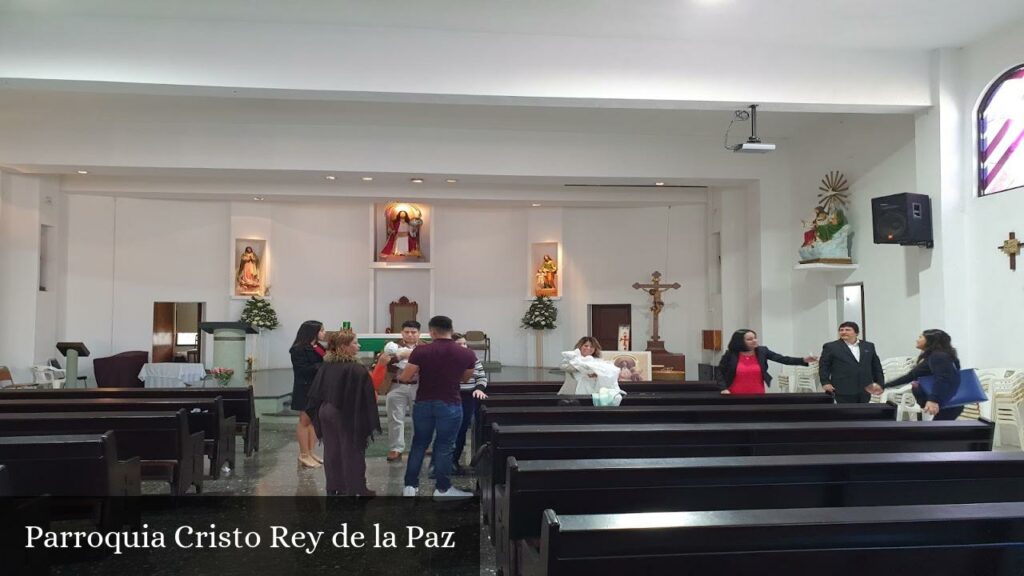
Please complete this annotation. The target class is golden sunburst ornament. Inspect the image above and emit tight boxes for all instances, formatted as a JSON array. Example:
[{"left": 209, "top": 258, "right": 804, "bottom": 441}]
[{"left": 817, "top": 171, "right": 849, "bottom": 214}]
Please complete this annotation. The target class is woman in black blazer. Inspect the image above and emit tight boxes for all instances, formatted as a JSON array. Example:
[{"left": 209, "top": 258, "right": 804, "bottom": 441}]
[
  {"left": 876, "top": 329, "right": 963, "bottom": 421},
  {"left": 718, "top": 329, "right": 817, "bottom": 394},
  {"left": 290, "top": 320, "right": 326, "bottom": 469}
]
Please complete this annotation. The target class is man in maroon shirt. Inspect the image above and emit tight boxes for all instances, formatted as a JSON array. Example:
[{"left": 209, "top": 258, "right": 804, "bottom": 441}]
[{"left": 399, "top": 315, "right": 477, "bottom": 499}]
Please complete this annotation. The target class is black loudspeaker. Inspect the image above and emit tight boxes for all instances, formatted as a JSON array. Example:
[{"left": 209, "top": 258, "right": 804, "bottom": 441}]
[{"left": 871, "top": 192, "right": 934, "bottom": 248}]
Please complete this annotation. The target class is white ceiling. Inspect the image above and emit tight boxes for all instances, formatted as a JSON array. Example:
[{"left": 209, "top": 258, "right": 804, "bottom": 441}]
[{"left": 2, "top": 0, "right": 1022, "bottom": 50}]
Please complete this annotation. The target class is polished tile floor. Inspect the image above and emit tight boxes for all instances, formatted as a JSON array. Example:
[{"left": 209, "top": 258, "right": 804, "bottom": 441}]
[{"left": 160, "top": 420, "right": 497, "bottom": 574}]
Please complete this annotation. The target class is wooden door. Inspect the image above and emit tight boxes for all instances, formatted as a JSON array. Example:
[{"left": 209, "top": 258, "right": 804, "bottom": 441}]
[
  {"left": 590, "top": 304, "right": 631, "bottom": 351},
  {"left": 152, "top": 302, "right": 175, "bottom": 363}
]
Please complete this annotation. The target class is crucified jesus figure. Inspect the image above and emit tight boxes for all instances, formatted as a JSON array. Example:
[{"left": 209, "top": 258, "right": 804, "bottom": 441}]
[{"left": 632, "top": 271, "right": 680, "bottom": 344}]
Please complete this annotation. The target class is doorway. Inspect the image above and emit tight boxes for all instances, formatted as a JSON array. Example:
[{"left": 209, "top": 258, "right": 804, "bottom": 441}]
[
  {"left": 152, "top": 302, "right": 205, "bottom": 363},
  {"left": 589, "top": 304, "right": 632, "bottom": 351},
  {"left": 836, "top": 283, "right": 866, "bottom": 339}
]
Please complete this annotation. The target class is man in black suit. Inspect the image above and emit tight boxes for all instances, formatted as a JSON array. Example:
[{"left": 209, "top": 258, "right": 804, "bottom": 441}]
[{"left": 818, "top": 321, "right": 885, "bottom": 404}]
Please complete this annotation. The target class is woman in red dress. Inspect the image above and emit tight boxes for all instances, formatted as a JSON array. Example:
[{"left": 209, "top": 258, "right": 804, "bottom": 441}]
[{"left": 717, "top": 329, "right": 817, "bottom": 395}]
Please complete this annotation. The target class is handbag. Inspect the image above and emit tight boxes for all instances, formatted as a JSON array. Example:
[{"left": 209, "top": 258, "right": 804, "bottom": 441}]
[{"left": 918, "top": 368, "right": 987, "bottom": 408}]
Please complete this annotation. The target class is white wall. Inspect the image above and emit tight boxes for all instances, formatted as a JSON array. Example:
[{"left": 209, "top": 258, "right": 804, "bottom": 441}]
[
  {"left": 0, "top": 12, "right": 930, "bottom": 111},
  {"left": 563, "top": 205, "right": 708, "bottom": 376},
  {"left": 0, "top": 172, "right": 41, "bottom": 382},
  {"left": 433, "top": 206, "right": 530, "bottom": 366},
  {"left": 786, "top": 114, "right": 921, "bottom": 361},
  {"left": 960, "top": 21, "right": 1024, "bottom": 368},
  {"left": 33, "top": 176, "right": 63, "bottom": 368}
]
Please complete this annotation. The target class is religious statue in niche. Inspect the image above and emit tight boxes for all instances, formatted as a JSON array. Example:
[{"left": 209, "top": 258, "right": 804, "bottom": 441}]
[
  {"left": 235, "top": 244, "right": 265, "bottom": 296},
  {"left": 799, "top": 171, "right": 853, "bottom": 264},
  {"left": 534, "top": 254, "right": 558, "bottom": 297},
  {"left": 379, "top": 203, "right": 424, "bottom": 260}
]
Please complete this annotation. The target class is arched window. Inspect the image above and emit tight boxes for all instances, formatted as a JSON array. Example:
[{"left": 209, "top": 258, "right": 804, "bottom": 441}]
[{"left": 979, "top": 64, "right": 1024, "bottom": 196}]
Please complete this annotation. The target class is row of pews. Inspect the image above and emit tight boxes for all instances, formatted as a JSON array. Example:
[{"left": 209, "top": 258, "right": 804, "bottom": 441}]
[
  {"left": 0, "top": 386, "right": 261, "bottom": 555},
  {"left": 476, "top": 380, "right": 1024, "bottom": 576}
]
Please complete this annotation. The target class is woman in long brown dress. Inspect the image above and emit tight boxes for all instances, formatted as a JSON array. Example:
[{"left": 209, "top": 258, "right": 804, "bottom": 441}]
[{"left": 305, "top": 330, "right": 384, "bottom": 496}]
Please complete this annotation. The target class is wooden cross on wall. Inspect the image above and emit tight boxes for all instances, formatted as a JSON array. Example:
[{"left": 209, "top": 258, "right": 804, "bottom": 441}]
[
  {"left": 632, "top": 271, "right": 681, "bottom": 344},
  {"left": 998, "top": 232, "right": 1021, "bottom": 271}
]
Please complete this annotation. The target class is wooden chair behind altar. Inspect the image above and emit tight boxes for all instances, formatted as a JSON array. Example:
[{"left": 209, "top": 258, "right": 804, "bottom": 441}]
[{"left": 389, "top": 296, "right": 419, "bottom": 333}]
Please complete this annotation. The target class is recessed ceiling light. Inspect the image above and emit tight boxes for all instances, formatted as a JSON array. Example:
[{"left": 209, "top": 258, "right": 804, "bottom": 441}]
[
  {"left": 446, "top": 178, "right": 458, "bottom": 184},
  {"left": 77, "top": 170, "right": 89, "bottom": 174},
  {"left": 410, "top": 178, "right": 424, "bottom": 183},
  {"left": 361, "top": 176, "right": 374, "bottom": 182},
  {"left": 531, "top": 203, "right": 542, "bottom": 207},
  {"left": 253, "top": 196, "right": 265, "bottom": 201},
  {"left": 655, "top": 182, "right": 665, "bottom": 186},
  {"left": 324, "top": 175, "right": 336, "bottom": 181}
]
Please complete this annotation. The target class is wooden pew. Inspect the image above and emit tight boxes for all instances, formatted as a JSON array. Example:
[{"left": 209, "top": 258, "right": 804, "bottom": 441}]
[
  {"left": 0, "top": 387, "right": 260, "bottom": 456},
  {"left": 0, "top": 465, "right": 51, "bottom": 576},
  {"left": 476, "top": 402, "right": 896, "bottom": 452},
  {"left": 0, "top": 397, "right": 235, "bottom": 479},
  {"left": 0, "top": 432, "right": 141, "bottom": 530},
  {"left": 481, "top": 392, "right": 833, "bottom": 408},
  {"left": 498, "top": 451, "right": 1024, "bottom": 576},
  {"left": 486, "top": 380, "right": 721, "bottom": 395},
  {"left": 0, "top": 410, "right": 204, "bottom": 495},
  {"left": 522, "top": 503, "right": 1024, "bottom": 576},
  {"left": 478, "top": 419, "right": 995, "bottom": 534}
]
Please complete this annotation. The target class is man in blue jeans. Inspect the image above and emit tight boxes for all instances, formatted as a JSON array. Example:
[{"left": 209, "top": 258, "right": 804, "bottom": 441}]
[{"left": 399, "top": 315, "right": 478, "bottom": 499}]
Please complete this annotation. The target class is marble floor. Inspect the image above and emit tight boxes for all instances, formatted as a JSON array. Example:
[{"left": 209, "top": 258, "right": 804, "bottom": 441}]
[{"left": 156, "top": 420, "right": 497, "bottom": 574}]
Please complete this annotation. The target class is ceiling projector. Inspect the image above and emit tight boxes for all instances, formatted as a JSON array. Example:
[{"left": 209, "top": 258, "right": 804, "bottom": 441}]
[
  {"left": 733, "top": 141, "right": 776, "bottom": 153},
  {"left": 726, "top": 104, "right": 776, "bottom": 153}
]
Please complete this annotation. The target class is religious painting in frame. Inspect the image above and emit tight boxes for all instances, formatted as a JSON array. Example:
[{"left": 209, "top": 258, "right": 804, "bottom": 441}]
[
  {"left": 530, "top": 242, "right": 560, "bottom": 298},
  {"left": 604, "top": 350, "right": 652, "bottom": 382},
  {"left": 376, "top": 202, "right": 430, "bottom": 263},
  {"left": 233, "top": 238, "right": 267, "bottom": 297}
]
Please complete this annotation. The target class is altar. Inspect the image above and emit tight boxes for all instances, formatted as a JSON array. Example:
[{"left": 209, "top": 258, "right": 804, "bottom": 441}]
[
  {"left": 358, "top": 333, "right": 433, "bottom": 353},
  {"left": 139, "top": 363, "right": 208, "bottom": 388}
]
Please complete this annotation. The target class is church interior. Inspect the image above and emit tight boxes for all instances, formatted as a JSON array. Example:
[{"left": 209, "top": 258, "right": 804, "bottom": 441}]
[{"left": 3, "top": 1, "right": 1024, "bottom": 574}]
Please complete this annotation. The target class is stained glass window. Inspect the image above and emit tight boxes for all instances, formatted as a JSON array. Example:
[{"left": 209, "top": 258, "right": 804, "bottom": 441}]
[{"left": 979, "top": 64, "right": 1024, "bottom": 196}]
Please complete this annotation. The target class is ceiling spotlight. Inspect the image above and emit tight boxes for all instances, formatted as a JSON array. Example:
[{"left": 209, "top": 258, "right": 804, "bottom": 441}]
[
  {"left": 410, "top": 178, "right": 424, "bottom": 183},
  {"left": 77, "top": 170, "right": 89, "bottom": 174},
  {"left": 253, "top": 196, "right": 265, "bottom": 201},
  {"left": 324, "top": 175, "right": 336, "bottom": 181},
  {"left": 361, "top": 176, "right": 374, "bottom": 182},
  {"left": 655, "top": 182, "right": 665, "bottom": 186},
  {"left": 446, "top": 178, "right": 458, "bottom": 184},
  {"left": 531, "top": 203, "right": 542, "bottom": 207}
]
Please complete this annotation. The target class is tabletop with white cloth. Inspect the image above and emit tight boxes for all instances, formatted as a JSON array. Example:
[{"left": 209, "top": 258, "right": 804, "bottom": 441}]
[{"left": 139, "top": 363, "right": 208, "bottom": 388}]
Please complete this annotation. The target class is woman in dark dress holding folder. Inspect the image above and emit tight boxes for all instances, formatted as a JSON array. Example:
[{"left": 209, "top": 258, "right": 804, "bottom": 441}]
[{"left": 876, "top": 329, "right": 963, "bottom": 420}]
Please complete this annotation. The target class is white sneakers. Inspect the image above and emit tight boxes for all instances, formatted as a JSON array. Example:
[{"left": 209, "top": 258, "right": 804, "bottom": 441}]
[
  {"left": 432, "top": 487, "right": 474, "bottom": 500},
  {"left": 403, "top": 485, "right": 474, "bottom": 498}
]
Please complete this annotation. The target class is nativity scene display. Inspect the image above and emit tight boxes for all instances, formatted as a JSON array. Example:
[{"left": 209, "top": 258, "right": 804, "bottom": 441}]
[
  {"left": 234, "top": 239, "right": 267, "bottom": 297},
  {"left": 799, "top": 170, "right": 854, "bottom": 264},
  {"left": 377, "top": 202, "right": 427, "bottom": 262}
]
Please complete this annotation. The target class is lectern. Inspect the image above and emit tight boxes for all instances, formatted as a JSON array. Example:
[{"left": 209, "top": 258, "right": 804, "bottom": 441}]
[
  {"left": 55, "top": 342, "right": 90, "bottom": 388},
  {"left": 200, "top": 322, "right": 257, "bottom": 386}
]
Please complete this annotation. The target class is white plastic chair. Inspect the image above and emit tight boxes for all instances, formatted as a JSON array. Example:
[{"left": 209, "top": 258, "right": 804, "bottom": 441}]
[
  {"left": 31, "top": 365, "right": 66, "bottom": 389},
  {"left": 992, "top": 374, "right": 1024, "bottom": 448},
  {"left": 792, "top": 365, "right": 820, "bottom": 394}
]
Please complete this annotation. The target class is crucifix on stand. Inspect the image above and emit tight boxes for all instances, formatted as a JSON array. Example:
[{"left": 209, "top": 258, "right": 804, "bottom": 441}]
[
  {"left": 998, "top": 232, "right": 1020, "bottom": 271},
  {"left": 633, "top": 271, "right": 686, "bottom": 377}
]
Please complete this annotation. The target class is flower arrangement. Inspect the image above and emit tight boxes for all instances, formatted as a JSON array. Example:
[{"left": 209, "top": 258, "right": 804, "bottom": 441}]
[
  {"left": 521, "top": 296, "right": 558, "bottom": 330},
  {"left": 240, "top": 296, "right": 280, "bottom": 330},
  {"left": 210, "top": 367, "right": 234, "bottom": 386}
]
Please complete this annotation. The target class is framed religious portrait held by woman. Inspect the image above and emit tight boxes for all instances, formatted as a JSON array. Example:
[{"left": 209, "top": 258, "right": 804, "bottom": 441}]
[
  {"left": 376, "top": 202, "right": 429, "bottom": 262},
  {"left": 234, "top": 239, "right": 267, "bottom": 297},
  {"left": 605, "top": 351, "right": 652, "bottom": 382}
]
